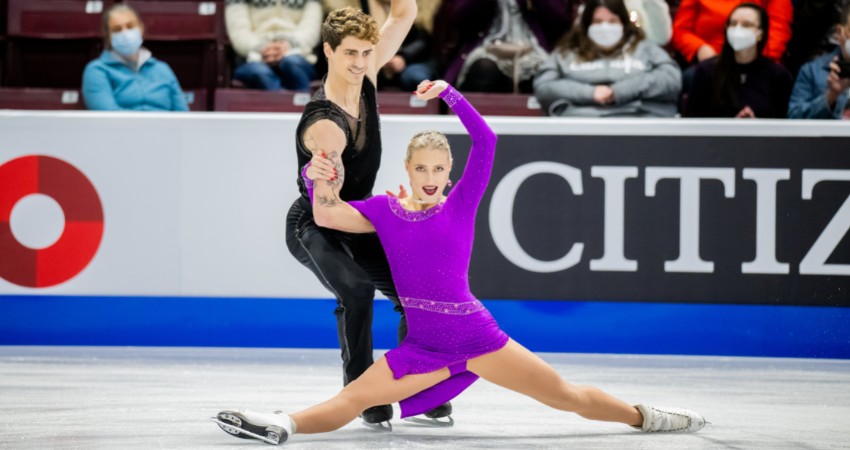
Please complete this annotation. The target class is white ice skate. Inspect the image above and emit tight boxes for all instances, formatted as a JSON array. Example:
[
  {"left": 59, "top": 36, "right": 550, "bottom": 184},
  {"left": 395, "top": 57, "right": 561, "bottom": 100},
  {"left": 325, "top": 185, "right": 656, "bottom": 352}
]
[
  {"left": 633, "top": 404, "right": 706, "bottom": 433},
  {"left": 210, "top": 410, "right": 292, "bottom": 445}
]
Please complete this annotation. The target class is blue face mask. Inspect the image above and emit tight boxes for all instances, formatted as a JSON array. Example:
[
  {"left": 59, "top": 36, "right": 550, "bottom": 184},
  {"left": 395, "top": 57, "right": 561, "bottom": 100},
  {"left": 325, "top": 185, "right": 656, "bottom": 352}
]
[{"left": 111, "top": 28, "right": 143, "bottom": 56}]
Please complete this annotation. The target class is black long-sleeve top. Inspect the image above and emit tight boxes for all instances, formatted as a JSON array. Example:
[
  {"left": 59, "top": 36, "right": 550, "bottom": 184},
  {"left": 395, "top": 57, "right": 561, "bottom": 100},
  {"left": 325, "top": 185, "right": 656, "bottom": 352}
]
[{"left": 685, "top": 56, "right": 794, "bottom": 118}]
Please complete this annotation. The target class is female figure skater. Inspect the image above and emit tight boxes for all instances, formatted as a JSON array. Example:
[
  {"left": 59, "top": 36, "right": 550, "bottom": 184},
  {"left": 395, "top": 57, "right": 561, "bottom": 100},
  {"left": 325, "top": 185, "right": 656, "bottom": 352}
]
[{"left": 212, "top": 81, "right": 706, "bottom": 445}]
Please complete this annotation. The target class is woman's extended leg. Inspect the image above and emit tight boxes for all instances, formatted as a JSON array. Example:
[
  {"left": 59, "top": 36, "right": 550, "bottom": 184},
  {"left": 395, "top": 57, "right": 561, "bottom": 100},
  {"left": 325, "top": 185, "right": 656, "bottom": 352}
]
[
  {"left": 467, "top": 339, "right": 643, "bottom": 426},
  {"left": 290, "top": 357, "right": 450, "bottom": 434}
]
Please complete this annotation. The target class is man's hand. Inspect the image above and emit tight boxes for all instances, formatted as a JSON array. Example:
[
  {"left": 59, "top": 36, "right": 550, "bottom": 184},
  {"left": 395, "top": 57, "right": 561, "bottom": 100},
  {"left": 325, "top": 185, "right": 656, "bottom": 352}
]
[
  {"left": 735, "top": 105, "right": 757, "bottom": 119},
  {"left": 414, "top": 80, "right": 447, "bottom": 100},
  {"left": 262, "top": 41, "right": 289, "bottom": 65},
  {"left": 306, "top": 152, "right": 337, "bottom": 182},
  {"left": 386, "top": 184, "right": 409, "bottom": 199},
  {"left": 826, "top": 57, "right": 850, "bottom": 108},
  {"left": 594, "top": 85, "right": 615, "bottom": 104},
  {"left": 696, "top": 44, "right": 717, "bottom": 62},
  {"left": 383, "top": 55, "right": 407, "bottom": 75}
]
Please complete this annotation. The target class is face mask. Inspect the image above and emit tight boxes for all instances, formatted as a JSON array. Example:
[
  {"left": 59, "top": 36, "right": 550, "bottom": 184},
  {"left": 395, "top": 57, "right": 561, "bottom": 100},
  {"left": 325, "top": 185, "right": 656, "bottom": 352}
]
[
  {"left": 588, "top": 23, "right": 624, "bottom": 48},
  {"left": 111, "top": 28, "right": 143, "bottom": 56},
  {"left": 726, "top": 26, "right": 759, "bottom": 52}
]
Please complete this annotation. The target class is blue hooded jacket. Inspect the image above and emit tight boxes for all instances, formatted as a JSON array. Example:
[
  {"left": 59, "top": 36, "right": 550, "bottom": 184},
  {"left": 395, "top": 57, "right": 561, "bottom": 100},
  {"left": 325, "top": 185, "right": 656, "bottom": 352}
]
[
  {"left": 787, "top": 46, "right": 849, "bottom": 119},
  {"left": 82, "top": 50, "right": 189, "bottom": 111}
]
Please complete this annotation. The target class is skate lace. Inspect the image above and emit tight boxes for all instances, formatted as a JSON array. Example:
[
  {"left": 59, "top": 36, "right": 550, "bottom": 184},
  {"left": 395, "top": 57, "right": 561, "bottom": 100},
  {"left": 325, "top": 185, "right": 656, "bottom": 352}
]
[{"left": 651, "top": 407, "right": 691, "bottom": 432}]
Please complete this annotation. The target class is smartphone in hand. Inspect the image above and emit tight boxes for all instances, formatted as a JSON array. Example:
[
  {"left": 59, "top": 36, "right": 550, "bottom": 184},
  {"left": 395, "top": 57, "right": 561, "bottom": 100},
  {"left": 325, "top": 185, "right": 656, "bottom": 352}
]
[{"left": 836, "top": 61, "right": 850, "bottom": 79}]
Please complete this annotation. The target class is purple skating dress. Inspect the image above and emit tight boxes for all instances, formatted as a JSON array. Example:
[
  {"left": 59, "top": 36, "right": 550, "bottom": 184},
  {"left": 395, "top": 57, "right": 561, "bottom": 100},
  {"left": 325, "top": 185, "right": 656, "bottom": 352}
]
[{"left": 306, "top": 86, "right": 509, "bottom": 418}]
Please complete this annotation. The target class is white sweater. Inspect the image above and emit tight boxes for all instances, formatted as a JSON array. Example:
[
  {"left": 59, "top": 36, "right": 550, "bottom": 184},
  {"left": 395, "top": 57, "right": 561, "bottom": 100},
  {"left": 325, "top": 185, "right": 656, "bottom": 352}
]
[{"left": 225, "top": 0, "right": 323, "bottom": 63}]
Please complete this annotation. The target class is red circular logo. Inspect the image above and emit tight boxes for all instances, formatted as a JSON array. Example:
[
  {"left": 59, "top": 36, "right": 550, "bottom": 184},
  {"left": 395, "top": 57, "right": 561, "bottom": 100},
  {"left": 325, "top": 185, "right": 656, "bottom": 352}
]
[{"left": 0, "top": 156, "right": 104, "bottom": 288}]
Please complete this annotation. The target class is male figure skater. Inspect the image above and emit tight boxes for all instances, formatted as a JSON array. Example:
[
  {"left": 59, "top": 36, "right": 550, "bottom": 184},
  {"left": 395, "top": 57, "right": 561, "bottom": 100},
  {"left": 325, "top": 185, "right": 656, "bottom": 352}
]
[{"left": 284, "top": 3, "right": 450, "bottom": 430}]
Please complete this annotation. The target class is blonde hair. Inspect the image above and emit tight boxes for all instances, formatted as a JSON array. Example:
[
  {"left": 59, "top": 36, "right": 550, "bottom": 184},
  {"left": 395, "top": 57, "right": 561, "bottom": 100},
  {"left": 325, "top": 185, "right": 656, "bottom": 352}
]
[
  {"left": 322, "top": 7, "right": 381, "bottom": 50},
  {"left": 406, "top": 130, "right": 451, "bottom": 161}
]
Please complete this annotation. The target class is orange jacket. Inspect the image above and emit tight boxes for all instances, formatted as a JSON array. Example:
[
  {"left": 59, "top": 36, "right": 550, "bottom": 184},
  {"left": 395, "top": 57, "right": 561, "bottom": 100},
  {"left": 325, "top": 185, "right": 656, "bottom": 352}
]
[{"left": 672, "top": 0, "right": 793, "bottom": 63}]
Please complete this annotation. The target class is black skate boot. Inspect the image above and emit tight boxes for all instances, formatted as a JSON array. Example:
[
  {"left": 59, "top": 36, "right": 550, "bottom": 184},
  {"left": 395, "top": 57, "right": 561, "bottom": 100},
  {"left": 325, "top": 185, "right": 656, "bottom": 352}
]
[
  {"left": 404, "top": 402, "right": 454, "bottom": 427},
  {"left": 360, "top": 404, "right": 393, "bottom": 432}
]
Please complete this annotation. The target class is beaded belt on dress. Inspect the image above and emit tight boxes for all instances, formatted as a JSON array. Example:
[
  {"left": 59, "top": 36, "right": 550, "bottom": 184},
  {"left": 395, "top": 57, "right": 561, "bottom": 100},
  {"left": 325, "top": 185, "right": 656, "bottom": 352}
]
[{"left": 400, "top": 297, "right": 485, "bottom": 315}]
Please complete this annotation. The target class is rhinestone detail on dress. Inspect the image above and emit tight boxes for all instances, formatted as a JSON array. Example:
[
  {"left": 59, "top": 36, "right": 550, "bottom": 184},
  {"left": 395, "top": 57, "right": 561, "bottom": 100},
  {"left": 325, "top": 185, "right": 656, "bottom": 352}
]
[
  {"left": 400, "top": 297, "right": 486, "bottom": 315},
  {"left": 388, "top": 196, "right": 444, "bottom": 222},
  {"left": 440, "top": 87, "right": 464, "bottom": 108}
]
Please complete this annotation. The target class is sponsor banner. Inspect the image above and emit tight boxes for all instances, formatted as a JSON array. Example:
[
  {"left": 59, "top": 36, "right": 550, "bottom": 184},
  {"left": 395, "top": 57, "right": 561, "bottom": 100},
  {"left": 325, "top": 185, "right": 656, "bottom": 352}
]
[
  {"left": 447, "top": 134, "right": 850, "bottom": 307},
  {"left": 0, "top": 112, "right": 848, "bottom": 307}
]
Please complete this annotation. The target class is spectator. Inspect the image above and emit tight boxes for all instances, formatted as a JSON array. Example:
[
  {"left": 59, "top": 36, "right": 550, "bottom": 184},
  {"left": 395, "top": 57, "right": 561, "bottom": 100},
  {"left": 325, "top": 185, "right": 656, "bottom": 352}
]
[
  {"left": 784, "top": 0, "right": 849, "bottom": 75},
  {"left": 787, "top": 2, "right": 850, "bottom": 119},
  {"left": 574, "top": 0, "right": 673, "bottom": 45},
  {"left": 82, "top": 5, "right": 188, "bottom": 111},
  {"left": 447, "top": 0, "right": 570, "bottom": 93},
  {"left": 368, "top": 0, "right": 441, "bottom": 91},
  {"left": 672, "top": 0, "right": 793, "bottom": 64},
  {"left": 534, "top": 0, "right": 681, "bottom": 117},
  {"left": 684, "top": 3, "right": 793, "bottom": 118},
  {"left": 225, "top": 0, "right": 323, "bottom": 91}
]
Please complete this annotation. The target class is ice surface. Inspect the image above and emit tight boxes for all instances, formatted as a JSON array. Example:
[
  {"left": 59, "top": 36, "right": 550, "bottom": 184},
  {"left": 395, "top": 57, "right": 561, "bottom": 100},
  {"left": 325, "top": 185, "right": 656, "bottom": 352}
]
[{"left": 1, "top": 346, "right": 848, "bottom": 449}]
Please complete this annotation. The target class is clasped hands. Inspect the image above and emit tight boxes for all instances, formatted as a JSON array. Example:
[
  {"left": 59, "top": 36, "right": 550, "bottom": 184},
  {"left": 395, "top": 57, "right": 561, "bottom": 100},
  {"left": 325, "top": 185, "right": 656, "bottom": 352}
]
[{"left": 262, "top": 41, "right": 289, "bottom": 65}]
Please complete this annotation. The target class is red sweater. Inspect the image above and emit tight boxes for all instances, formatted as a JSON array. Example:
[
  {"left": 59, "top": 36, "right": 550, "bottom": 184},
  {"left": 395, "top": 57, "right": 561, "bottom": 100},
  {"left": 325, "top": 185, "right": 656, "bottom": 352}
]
[{"left": 672, "top": 0, "right": 793, "bottom": 63}]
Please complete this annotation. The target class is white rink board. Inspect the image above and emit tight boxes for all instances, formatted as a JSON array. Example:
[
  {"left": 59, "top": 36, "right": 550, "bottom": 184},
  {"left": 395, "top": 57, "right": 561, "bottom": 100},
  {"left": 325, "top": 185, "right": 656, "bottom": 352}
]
[{"left": 1, "top": 111, "right": 848, "bottom": 298}]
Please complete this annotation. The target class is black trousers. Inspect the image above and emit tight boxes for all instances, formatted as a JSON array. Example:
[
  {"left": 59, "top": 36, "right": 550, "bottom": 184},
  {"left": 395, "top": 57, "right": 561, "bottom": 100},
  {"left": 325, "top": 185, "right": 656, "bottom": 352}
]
[{"left": 286, "top": 198, "right": 407, "bottom": 385}]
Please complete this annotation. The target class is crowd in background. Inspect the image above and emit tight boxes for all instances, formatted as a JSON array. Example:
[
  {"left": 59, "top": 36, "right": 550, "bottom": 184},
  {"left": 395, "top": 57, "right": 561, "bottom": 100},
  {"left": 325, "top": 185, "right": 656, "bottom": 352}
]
[{"left": 82, "top": 0, "right": 850, "bottom": 119}]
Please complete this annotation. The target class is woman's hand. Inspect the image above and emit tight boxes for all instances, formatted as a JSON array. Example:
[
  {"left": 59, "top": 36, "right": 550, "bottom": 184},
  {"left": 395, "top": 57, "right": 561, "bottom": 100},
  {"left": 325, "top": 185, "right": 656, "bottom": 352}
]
[
  {"left": 386, "top": 184, "right": 408, "bottom": 199},
  {"left": 415, "top": 80, "right": 448, "bottom": 101},
  {"left": 734, "top": 106, "right": 756, "bottom": 119},
  {"left": 696, "top": 44, "right": 717, "bottom": 62},
  {"left": 594, "top": 85, "right": 615, "bottom": 104},
  {"left": 306, "top": 151, "right": 337, "bottom": 181}
]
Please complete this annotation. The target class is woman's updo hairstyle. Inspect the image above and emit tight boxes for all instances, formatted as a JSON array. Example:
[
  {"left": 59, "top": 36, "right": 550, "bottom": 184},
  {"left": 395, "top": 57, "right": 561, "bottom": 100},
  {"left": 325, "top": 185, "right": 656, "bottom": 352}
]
[{"left": 406, "top": 130, "right": 451, "bottom": 161}]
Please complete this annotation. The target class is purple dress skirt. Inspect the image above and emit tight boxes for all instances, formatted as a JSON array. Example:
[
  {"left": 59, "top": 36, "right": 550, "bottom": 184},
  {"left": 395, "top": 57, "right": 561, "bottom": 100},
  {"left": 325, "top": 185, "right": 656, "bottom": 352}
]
[{"left": 304, "top": 86, "right": 509, "bottom": 418}]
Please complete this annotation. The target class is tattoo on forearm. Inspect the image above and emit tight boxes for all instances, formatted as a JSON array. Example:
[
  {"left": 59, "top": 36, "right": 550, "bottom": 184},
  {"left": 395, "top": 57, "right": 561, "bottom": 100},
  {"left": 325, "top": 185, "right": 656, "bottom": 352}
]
[{"left": 317, "top": 195, "right": 340, "bottom": 207}]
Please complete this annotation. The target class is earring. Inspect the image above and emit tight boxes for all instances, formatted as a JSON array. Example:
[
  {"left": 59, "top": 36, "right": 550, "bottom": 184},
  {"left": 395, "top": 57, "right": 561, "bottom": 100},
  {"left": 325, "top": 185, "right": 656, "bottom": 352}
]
[{"left": 447, "top": 179, "right": 452, "bottom": 187}]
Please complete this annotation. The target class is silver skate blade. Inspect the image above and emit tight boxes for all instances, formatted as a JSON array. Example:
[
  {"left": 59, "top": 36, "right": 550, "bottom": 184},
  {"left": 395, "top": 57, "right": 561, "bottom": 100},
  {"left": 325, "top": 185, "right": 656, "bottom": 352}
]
[
  {"left": 361, "top": 420, "right": 392, "bottom": 432},
  {"left": 404, "top": 416, "right": 455, "bottom": 427},
  {"left": 209, "top": 417, "right": 280, "bottom": 445}
]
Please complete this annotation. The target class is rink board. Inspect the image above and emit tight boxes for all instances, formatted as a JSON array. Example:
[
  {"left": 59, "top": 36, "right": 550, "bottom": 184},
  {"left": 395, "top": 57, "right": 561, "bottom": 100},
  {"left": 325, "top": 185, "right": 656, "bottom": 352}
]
[
  {"left": 1, "top": 296, "right": 848, "bottom": 358},
  {"left": 0, "top": 111, "right": 849, "bottom": 357}
]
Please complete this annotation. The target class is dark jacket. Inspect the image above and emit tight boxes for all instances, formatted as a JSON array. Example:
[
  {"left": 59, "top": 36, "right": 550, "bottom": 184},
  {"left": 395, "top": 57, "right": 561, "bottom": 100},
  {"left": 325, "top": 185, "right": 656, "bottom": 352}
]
[
  {"left": 787, "top": 46, "right": 849, "bottom": 119},
  {"left": 445, "top": 0, "right": 570, "bottom": 84},
  {"left": 684, "top": 56, "right": 794, "bottom": 118},
  {"left": 397, "top": 23, "right": 433, "bottom": 65}
]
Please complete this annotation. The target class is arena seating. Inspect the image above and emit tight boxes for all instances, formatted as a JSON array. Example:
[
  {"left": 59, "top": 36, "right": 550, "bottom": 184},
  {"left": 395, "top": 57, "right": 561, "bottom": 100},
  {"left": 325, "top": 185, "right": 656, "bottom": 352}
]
[
  {"left": 4, "top": 0, "right": 114, "bottom": 88},
  {"left": 214, "top": 88, "right": 312, "bottom": 113},
  {"left": 450, "top": 93, "right": 544, "bottom": 117},
  {"left": 376, "top": 92, "right": 440, "bottom": 115},
  {"left": 0, "top": 0, "right": 694, "bottom": 115},
  {"left": 0, "top": 87, "right": 207, "bottom": 111},
  {"left": 6, "top": 0, "right": 113, "bottom": 39},
  {"left": 0, "top": 87, "right": 86, "bottom": 110}
]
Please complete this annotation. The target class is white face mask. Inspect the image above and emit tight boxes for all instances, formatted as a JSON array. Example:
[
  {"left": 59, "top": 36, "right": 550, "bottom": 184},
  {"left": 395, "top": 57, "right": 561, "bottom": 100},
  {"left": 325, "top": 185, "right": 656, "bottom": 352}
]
[
  {"left": 726, "top": 26, "right": 760, "bottom": 52},
  {"left": 588, "top": 23, "right": 624, "bottom": 48}
]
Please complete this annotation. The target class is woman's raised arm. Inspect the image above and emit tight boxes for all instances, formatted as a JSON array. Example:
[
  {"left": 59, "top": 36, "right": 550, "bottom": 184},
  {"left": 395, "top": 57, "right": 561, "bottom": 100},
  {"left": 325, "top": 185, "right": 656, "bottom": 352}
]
[{"left": 415, "top": 80, "right": 497, "bottom": 205}]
